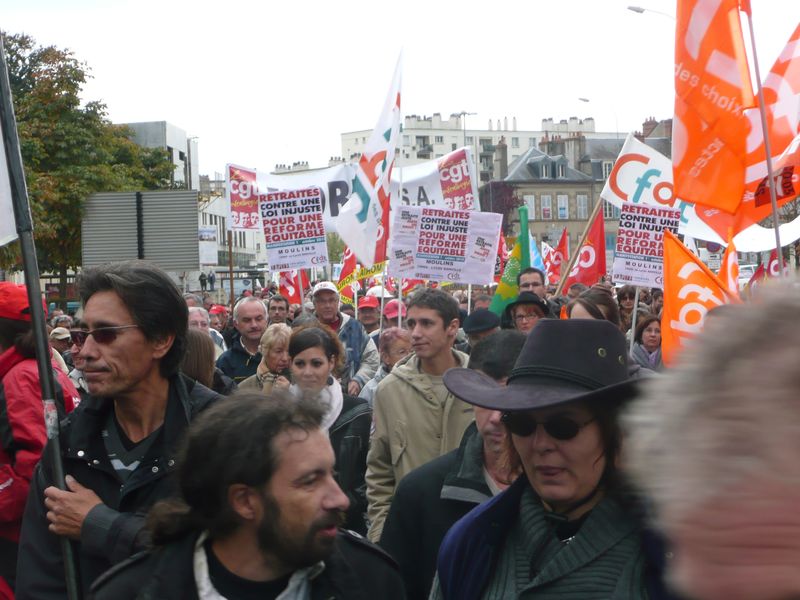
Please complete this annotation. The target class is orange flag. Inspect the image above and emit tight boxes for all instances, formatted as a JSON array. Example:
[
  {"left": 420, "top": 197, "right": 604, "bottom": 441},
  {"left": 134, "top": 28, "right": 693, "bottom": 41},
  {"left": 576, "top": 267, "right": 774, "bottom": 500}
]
[
  {"left": 717, "top": 233, "right": 740, "bottom": 299},
  {"left": 562, "top": 211, "right": 606, "bottom": 289},
  {"left": 692, "top": 23, "right": 800, "bottom": 237},
  {"left": 662, "top": 230, "right": 739, "bottom": 365},
  {"left": 672, "top": 0, "right": 756, "bottom": 215}
]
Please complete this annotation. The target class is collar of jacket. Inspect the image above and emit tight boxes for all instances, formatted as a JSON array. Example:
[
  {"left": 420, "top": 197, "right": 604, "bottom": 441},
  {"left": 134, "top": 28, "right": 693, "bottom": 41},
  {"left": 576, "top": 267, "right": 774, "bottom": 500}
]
[
  {"left": 389, "top": 349, "right": 469, "bottom": 391},
  {"left": 62, "top": 374, "right": 195, "bottom": 463},
  {"left": 0, "top": 345, "right": 29, "bottom": 378},
  {"left": 133, "top": 530, "right": 371, "bottom": 600},
  {"left": 440, "top": 422, "right": 493, "bottom": 505}
]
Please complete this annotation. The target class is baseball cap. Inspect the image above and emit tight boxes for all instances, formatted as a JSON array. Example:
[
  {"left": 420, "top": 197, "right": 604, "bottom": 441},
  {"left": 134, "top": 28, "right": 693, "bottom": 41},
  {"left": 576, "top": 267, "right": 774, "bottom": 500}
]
[
  {"left": 383, "top": 299, "right": 407, "bottom": 320},
  {"left": 0, "top": 283, "right": 40, "bottom": 322},
  {"left": 208, "top": 304, "right": 227, "bottom": 315},
  {"left": 49, "top": 327, "right": 71, "bottom": 341},
  {"left": 358, "top": 296, "right": 379, "bottom": 309},
  {"left": 312, "top": 281, "right": 339, "bottom": 297}
]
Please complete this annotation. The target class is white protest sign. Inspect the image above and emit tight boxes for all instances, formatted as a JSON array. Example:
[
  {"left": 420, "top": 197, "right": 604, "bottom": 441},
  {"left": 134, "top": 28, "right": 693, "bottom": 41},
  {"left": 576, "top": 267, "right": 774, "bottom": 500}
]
[
  {"left": 198, "top": 225, "right": 218, "bottom": 265},
  {"left": 260, "top": 187, "right": 329, "bottom": 271},
  {"left": 388, "top": 206, "right": 502, "bottom": 285},
  {"left": 612, "top": 203, "right": 680, "bottom": 287}
]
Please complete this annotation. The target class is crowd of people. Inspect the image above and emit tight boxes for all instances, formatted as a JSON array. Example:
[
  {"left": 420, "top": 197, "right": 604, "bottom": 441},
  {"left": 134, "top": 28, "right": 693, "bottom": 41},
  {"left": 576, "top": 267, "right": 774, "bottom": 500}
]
[{"left": 0, "top": 258, "right": 792, "bottom": 600}]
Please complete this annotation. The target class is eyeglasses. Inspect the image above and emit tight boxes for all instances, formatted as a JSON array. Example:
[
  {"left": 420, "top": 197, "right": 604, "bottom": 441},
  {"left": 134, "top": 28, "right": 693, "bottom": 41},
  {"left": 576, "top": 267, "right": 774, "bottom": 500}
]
[
  {"left": 618, "top": 294, "right": 634, "bottom": 301},
  {"left": 501, "top": 412, "right": 595, "bottom": 440},
  {"left": 514, "top": 313, "right": 540, "bottom": 323},
  {"left": 70, "top": 325, "right": 140, "bottom": 348}
]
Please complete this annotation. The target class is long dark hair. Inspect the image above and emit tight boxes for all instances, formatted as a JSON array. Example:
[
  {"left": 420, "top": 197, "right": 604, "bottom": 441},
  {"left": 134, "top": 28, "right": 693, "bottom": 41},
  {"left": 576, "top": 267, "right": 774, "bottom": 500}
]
[
  {"left": 0, "top": 318, "right": 35, "bottom": 358},
  {"left": 146, "top": 391, "right": 325, "bottom": 545}
]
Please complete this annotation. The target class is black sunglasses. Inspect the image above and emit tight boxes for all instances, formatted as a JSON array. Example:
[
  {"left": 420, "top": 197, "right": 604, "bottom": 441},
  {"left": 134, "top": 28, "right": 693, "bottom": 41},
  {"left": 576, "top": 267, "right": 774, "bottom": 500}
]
[
  {"left": 618, "top": 294, "right": 634, "bottom": 300},
  {"left": 501, "top": 412, "right": 595, "bottom": 440},
  {"left": 70, "top": 325, "right": 139, "bottom": 347}
]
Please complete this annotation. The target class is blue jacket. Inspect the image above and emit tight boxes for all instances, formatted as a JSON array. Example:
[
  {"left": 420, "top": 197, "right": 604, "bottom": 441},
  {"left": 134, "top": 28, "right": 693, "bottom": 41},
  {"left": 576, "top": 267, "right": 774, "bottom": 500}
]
[{"left": 215, "top": 339, "right": 261, "bottom": 383}]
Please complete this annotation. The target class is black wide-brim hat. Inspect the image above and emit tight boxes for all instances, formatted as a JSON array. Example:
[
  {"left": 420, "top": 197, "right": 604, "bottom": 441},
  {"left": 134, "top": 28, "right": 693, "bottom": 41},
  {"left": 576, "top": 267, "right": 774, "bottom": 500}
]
[
  {"left": 443, "top": 319, "right": 638, "bottom": 411},
  {"left": 504, "top": 291, "right": 552, "bottom": 320}
]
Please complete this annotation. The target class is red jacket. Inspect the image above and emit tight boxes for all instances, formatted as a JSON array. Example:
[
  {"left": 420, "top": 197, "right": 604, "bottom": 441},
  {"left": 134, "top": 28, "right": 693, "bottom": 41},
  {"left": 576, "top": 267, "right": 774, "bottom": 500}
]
[{"left": 0, "top": 347, "right": 78, "bottom": 543}]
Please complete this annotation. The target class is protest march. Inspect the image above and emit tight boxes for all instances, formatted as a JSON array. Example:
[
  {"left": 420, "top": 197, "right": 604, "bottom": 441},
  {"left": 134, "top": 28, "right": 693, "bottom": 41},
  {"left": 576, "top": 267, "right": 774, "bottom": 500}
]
[{"left": 1, "top": 2, "right": 800, "bottom": 600}]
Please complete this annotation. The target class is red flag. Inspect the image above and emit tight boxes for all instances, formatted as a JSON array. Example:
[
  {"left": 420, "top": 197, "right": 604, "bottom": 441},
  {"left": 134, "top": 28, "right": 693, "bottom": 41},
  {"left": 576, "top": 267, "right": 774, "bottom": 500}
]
[
  {"left": 336, "top": 246, "right": 359, "bottom": 305},
  {"left": 279, "top": 270, "right": 304, "bottom": 304},
  {"left": 672, "top": 0, "right": 756, "bottom": 215},
  {"left": 765, "top": 248, "right": 788, "bottom": 278},
  {"left": 544, "top": 229, "right": 568, "bottom": 284},
  {"left": 562, "top": 212, "right": 606, "bottom": 289}
]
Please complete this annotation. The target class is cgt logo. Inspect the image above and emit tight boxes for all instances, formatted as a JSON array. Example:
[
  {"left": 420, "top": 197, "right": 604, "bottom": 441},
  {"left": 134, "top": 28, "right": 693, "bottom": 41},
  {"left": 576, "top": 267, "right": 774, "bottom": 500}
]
[{"left": 568, "top": 245, "right": 595, "bottom": 277}]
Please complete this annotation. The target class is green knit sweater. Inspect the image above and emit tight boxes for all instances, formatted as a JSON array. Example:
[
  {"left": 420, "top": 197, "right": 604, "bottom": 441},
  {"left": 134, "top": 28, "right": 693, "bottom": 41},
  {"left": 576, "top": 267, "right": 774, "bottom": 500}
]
[{"left": 478, "top": 488, "right": 647, "bottom": 599}]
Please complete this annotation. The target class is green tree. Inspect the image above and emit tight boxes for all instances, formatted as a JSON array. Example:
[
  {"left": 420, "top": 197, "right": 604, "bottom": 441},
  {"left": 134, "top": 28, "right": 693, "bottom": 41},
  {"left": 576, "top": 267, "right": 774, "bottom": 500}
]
[
  {"left": 326, "top": 232, "right": 345, "bottom": 264},
  {"left": 1, "top": 33, "right": 174, "bottom": 295}
]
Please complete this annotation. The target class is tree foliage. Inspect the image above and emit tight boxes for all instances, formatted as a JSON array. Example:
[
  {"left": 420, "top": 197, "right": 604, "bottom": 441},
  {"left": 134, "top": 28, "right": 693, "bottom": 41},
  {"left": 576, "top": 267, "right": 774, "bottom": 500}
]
[{"left": 0, "top": 33, "right": 174, "bottom": 274}]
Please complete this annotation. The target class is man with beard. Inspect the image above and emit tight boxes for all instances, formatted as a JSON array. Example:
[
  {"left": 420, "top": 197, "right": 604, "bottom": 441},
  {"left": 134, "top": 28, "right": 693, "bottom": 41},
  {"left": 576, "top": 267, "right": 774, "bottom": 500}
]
[{"left": 90, "top": 391, "right": 405, "bottom": 600}]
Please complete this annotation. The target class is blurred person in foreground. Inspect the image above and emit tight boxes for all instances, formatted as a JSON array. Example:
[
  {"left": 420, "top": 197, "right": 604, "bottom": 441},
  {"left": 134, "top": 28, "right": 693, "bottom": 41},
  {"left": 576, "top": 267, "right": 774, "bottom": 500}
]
[
  {"left": 379, "top": 330, "right": 525, "bottom": 600},
  {"left": 89, "top": 392, "right": 405, "bottom": 600},
  {"left": 431, "top": 319, "right": 647, "bottom": 599},
  {"left": 625, "top": 282, "right": 800, "bottom": 600},
  {"left": 240, "top": 323, "right": 292, "bottom": 396}
]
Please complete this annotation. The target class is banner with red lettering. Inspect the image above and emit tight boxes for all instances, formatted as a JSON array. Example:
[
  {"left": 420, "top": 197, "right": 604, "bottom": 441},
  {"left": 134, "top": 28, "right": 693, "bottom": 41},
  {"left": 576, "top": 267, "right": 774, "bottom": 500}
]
[
  {"left": 336, "top": 246, "right": 359, "bottom": 305},
  {"left": 388, "top": 206, "right": 502, "bottom": 285},
  {"left": 260, "top": 187, "right": 328, "bottom": 271},
  {"left": 226, "top": 163, "right": 261, "bottom": 231},
  {"left": 661, "top": 230, "right": 739, "bottom": 365},
  {"left": 563, "top": 210, "right": 606, "bottom": 289},
  {"left": 612, "top": 204, "right": 681, "bottom": 287}
]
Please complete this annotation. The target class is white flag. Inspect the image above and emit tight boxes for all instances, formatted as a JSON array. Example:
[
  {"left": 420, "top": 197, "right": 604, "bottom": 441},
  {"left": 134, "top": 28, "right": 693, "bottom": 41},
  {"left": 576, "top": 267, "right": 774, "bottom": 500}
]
[{"left": 336, "top": 55, "right": 402, "bottom": 267}]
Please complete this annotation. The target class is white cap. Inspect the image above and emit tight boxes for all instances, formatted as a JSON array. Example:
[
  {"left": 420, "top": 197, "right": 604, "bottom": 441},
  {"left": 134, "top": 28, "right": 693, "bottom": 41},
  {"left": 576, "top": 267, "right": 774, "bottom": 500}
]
[
  {"left": 366, "top": 285, "right": 394, "bottom": 298},
  {"left": 311, "top": 281, "right": 339, "bottom": 297}
]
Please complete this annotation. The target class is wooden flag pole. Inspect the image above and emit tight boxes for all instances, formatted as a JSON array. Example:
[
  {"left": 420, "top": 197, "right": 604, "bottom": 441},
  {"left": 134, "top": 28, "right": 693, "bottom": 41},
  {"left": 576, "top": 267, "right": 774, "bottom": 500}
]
[
  {"left": 555, "top": 197, "right": 604, "bottom": 296},
  {"left": 227, "top": 231, "right": 235, "bottom": 307},
  {"left": 746, "top": 11, "right": 783, "bottom": 274}
]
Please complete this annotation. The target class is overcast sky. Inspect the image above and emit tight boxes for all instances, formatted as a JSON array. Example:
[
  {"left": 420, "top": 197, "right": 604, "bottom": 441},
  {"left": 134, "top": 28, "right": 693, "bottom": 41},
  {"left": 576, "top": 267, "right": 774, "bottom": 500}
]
[{"left": 4, "top": 0, "right": 798, "bottom": 177}]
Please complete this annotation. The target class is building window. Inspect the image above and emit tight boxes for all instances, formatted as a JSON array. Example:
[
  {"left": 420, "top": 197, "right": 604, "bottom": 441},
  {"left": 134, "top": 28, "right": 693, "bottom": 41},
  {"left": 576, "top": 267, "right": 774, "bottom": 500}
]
[
  {"left": 603, "top": 201, "right": 621, "bottom": 219},
  {"left": 603, "top": 161, "right": 614, "bottom": 179},
  {"left": 557, "top": 163, "right": 566, "bottom": 178},
  {"left": 577, "top": 194, "right": 589, "bottom": 219},
  {"left": 466, "top": 136, "right": 474, "bottom": 144},
  {"left": 540, "top": 163, "right": 549, "bottom": 178},
  {"left": 511, "top": 137, "right": 519, "bottom": 148},
  {"left": 557, "top": 194, "right": 569, "bottom": 219},
  {"left": 523, "top": 194, "right": 535, "bottom": 219},
  {"left": 529, "top": 137, "right": 537, "bottom": 147},
  {"left": 452, "top": 143, "right": 457, "bottom": 151},
  {"left": 435, "top": 135, "right": 444, "bottom": 143},
  {"left": 541, "top": 195, "right": 553, "bottom": 220},
  {"left": 403, "top": 135, "right": 410, "bottom": 145}
]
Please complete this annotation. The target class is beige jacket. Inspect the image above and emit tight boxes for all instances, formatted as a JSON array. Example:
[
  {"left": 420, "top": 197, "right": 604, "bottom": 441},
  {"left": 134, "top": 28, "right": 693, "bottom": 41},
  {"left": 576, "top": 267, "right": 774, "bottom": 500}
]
[{"left": 366, "top": 349, "right": 473, "bottom": 542}]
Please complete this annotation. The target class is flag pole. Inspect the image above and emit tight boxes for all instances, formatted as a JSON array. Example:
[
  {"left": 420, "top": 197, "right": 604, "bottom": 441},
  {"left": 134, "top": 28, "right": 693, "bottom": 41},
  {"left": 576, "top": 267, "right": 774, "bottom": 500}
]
[
  {"left": 555, "top": 197, "right": 604, "bottom": 296},
  {"left": 628, "top": 286, "right": 640, "bottom": 356},
  {"left": 745, "top": 11, "right": 783, "bottom": 275},
  {"left": 0, "top": 37, "right": 81, "bottom": 600},
  {"left": 467, "top": 283, "right": 472, "bottom": 313}
]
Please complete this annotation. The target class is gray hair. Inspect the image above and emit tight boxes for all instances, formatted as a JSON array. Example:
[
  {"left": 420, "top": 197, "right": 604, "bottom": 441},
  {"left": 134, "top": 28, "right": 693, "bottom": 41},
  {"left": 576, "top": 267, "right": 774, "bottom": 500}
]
[
  {"left": 623, "top": 280, "right": 800, "bottom": 529},
  {"left": 233, "top": 296, "right": 267, "bottom": 321},
  {"left": 188, "top": 306, "right": 209, "bottom": 321}
]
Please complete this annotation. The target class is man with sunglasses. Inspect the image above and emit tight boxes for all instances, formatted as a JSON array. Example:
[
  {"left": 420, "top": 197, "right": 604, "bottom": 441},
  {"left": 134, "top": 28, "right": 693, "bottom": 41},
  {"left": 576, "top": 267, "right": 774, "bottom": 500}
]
[{"left": 16, "top": 261, "right": 222, "bottom": 599}]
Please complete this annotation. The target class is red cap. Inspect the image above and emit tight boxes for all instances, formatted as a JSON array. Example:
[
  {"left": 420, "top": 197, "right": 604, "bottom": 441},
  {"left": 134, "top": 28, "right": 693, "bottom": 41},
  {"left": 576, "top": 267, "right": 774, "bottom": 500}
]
[
  {"left": 357, "top": 296, "right": 380, "bottom": 309},
  {"left": 0, "top": 283, "right": 41, "bottom": 322},
  {"left": 383, "top": 299, "right": 407, "bottom": 320},
  {"left": 208, "top": 304, "right": 227, "bottom": 315}
]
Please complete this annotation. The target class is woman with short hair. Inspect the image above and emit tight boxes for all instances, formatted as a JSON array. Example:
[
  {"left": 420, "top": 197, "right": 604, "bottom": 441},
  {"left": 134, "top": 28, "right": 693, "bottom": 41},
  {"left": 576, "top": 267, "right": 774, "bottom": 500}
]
[{"left": 239, "top": 323, "right": 291, "bottom": 395}]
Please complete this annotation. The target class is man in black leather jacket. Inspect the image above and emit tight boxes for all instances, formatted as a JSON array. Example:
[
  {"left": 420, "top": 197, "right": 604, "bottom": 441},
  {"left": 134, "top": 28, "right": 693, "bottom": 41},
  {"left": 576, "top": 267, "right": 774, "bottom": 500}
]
[{"left": 89, "top": 392, "right": 405, "bottom": 600}]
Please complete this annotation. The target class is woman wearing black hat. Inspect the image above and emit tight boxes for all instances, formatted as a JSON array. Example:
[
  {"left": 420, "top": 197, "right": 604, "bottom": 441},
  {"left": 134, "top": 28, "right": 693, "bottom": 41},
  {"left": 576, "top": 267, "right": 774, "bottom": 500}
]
[{"left": 431, "top": 319, "right": 647, "bottom": 600}]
